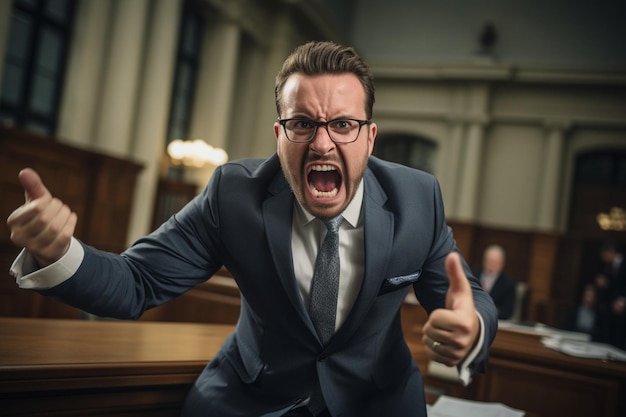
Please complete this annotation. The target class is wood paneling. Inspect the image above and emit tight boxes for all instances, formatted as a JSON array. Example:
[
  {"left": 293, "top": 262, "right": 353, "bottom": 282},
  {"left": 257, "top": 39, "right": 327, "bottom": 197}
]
[{"left": 0, "top": 126, "right": 142, "bottom": 318}]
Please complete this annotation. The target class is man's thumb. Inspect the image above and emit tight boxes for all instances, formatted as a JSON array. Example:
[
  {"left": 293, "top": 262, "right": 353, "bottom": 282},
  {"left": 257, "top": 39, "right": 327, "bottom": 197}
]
[
  {"left": 445, "top": 252, "right": 473, "bottom": 311},
  {"left": 18, "top": 168, "right": 50, "bottom": 203}
]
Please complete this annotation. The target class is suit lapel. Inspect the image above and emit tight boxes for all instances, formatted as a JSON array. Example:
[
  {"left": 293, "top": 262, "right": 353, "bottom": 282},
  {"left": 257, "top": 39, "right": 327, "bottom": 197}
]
[{"left": 262, "top": 173, "right": 316, "bottom": 333}]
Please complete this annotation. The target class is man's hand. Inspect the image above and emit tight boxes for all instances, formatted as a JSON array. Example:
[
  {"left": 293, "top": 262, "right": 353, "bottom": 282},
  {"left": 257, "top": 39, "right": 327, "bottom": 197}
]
[
  {"left": 422, "top": 252, "right": 480, "bottom": 366},
  {"left": 6, "top": 168, "right": 77, "bottom": 267}
]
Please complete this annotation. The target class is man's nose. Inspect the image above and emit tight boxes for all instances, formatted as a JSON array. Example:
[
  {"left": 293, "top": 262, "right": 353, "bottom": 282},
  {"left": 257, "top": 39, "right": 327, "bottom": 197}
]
[{"left": 309, "top": 125, "right": 335, "bottom": 154}]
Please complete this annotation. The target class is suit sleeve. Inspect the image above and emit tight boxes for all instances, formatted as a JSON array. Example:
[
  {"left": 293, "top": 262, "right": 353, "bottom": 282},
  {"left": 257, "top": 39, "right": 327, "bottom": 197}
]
[{"left": 37, "top": 166, "right": 227, "bottom": 319}]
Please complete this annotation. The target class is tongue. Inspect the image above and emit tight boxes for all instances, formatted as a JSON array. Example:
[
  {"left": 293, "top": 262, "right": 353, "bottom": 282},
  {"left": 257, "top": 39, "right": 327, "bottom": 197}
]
[{"left": 309, "top": 170, "right": 340, "bottom": 192}]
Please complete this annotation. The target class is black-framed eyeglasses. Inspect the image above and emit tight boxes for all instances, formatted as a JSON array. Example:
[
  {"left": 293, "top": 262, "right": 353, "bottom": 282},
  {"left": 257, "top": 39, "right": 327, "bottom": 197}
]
[{"left": 278, "top": 118, "right": 372, "bottom": 143}]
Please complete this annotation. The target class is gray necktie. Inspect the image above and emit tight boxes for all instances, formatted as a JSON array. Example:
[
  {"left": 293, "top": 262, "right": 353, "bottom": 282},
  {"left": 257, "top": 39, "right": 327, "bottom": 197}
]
[{"left": 309, "top": 215, "right": 343, "bottom": 345}]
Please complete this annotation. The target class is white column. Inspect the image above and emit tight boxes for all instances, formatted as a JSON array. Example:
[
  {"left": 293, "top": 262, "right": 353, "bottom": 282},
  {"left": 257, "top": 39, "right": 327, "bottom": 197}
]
[
  {"left": 126, "top": 0, "right": 182, "bottom": 243},
  {"left": 57, "top": 0, "right": 112, "bottom": 146},
  {"left": 91, "top": 0, "right": 149, "bottom": 157},
  {"left": 250, "top": 11, "right": 298, "bottom": 158},
  {"left": 0, "top": 0, "right": 13, "bottom": 86},
  {"left": 442, "top": 121, "right": 465, "bottom": 217},
  {"left": 535, "top": 121, "right": 567, "bottom": 230},
  {"left": 189, "top": 18, "right": 241, "bottom": 151},
  {"left": 456, "top": 122, "right": 486, "bottom": 220}
]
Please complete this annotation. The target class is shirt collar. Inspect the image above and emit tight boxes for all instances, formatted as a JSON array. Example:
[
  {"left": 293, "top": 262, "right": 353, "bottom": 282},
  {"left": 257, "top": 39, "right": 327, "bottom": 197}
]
[{"left": 294, "top": 179, "right": 364, "bottom": 228}]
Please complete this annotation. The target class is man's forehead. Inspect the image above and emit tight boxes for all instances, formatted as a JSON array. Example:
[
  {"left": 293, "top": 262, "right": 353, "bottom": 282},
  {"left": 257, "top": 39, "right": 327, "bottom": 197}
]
[{"left": 280, "top": 73, "right": 366, "bottom": 112}]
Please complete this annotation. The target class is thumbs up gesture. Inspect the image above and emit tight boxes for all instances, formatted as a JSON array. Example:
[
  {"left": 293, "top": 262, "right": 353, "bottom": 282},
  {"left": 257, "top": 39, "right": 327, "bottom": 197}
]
[
  {"left": 422, "top": 252, "right": 480, "bottom": 366},
  {"left": 6, "top": 168, "right": 77, "bottom": 267}
]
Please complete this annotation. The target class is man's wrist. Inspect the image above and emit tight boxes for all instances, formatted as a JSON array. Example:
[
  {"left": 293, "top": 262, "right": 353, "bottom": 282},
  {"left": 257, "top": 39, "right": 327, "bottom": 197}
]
[{"left": 10, "top": 237, "right": 84, "bottom": 289}]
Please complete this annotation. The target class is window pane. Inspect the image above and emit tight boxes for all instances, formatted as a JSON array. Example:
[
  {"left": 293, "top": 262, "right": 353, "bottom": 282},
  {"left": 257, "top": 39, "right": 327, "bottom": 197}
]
[
  {"left": 29, "top": 73, "right": 55, "bottom": 114},
  {"left": 45, "top": 0, "right": 72, "bottom": 23},
  {"left": 7, "top": 11, "right": 34, "bottom": 61},
  {"left": 1, "top": 63, "right": 25, "bottom": 104},
  {"left": 36, "top": 27, "right": 62, "bottom": 74}
]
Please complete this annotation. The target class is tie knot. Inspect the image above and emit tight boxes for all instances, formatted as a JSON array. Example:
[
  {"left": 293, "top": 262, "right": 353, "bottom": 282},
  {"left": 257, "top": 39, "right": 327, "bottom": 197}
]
[{"left": 323, "top": 215, "right": 343, "bottom": 234}]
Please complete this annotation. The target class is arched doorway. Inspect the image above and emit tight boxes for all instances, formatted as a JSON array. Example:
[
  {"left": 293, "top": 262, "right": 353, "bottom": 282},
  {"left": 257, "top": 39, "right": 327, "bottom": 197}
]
[{"left": 559, "top": 149, "right": 626, "bottom": 311}]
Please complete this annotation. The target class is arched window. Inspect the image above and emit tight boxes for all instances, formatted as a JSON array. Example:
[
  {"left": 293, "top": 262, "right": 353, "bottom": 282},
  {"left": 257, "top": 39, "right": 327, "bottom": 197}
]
[{"left": 373, "top": 133, "right": 436, "bottom": 173}]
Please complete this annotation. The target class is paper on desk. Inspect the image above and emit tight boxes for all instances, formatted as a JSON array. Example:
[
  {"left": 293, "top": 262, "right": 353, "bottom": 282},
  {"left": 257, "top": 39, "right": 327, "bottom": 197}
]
[
  {"left": 542, "top": 337, "right": 626, "bottom": 361},
  {"left": 428, "top": 395, "right": 525, "bottom": 417}
]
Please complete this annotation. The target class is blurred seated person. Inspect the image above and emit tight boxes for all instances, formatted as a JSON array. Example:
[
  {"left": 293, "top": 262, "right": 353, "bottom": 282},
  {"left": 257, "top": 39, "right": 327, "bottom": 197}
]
[
  {"left": 474, "top": 245, "right": 517, "bottom": 320},
  {"left": 562, "top": 284, "right": 608, "bottom": 341}
]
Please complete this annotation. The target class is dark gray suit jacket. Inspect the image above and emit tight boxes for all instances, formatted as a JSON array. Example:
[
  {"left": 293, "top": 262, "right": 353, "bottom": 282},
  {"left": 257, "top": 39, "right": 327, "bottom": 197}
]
[{"left": 42, "top": 154, "right": 498, "bottom": 417}]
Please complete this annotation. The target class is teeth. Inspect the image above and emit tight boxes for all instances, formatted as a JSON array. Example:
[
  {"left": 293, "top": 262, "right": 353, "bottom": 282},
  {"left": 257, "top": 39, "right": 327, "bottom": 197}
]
[
  {"left": 309, "top": 164, "right": 339, "bottom": 198},
  {"left": 311, "top": 185, "right": 338, "bottom": 198},
  {"left": 311, "top": 164, "right": 336, "bottom": 172}
]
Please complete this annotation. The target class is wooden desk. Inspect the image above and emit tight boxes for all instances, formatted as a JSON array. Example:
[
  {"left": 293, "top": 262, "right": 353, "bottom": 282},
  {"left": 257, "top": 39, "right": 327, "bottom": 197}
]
[
  {"left": 480, "top": 328, "right": 626, "bottom": 417},
  {"left": 0, "top": 318, "right": 234, "bottom": 416},
  {"left": 401, "top": 300, "right": 626, "bottom": 417},
  {"left": 3, "top": 309, "right": 625, "bottom": 417}
]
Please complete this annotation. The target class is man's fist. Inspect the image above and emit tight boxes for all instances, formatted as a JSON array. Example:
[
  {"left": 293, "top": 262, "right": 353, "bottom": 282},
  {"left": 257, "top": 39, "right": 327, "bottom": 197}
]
[
  {"left": 422, "top": 252, "right": 480, "bottom": 366},
  {"left": 6, "top": 168, "right": 77, "bottom": 267}
]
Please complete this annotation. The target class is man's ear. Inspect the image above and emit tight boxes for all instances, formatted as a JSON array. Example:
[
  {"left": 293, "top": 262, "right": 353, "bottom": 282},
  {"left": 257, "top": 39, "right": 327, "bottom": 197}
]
[
  {"left": 367, "top": 122, "right": 377, "bottom": 156},
  {"left": 273, "top": 122, "right": 281, "bottom": 141}
]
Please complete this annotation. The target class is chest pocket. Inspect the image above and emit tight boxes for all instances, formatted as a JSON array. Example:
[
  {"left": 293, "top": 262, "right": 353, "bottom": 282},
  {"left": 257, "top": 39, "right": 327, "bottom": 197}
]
[{"left": 378, "top": 270, "right": 422, "bottom": 295}]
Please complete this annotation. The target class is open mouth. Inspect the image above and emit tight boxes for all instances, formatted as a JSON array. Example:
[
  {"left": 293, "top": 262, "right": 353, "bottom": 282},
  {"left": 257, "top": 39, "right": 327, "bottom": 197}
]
[{"left": 308, "top": 164, "right": 341, "bottom": 198}]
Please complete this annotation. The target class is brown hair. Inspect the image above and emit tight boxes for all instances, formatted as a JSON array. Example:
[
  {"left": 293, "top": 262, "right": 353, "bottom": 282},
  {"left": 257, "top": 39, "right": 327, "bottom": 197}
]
[{"left": 274, "top": 41, "right": 375, "bottom": 119}]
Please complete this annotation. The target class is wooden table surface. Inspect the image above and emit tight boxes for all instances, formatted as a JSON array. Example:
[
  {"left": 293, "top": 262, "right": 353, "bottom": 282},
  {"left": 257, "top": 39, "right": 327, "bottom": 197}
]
[
  {"left": 3, "top": 317, "right": 626, "bottom": 417},
  {"left": 0, "top": 317, "right": 235, "bottom": 416}
]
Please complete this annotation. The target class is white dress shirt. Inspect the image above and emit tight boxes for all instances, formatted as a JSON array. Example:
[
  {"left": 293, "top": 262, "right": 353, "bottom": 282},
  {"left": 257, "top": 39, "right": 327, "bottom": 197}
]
[{"left": 292, "top": 180, "right": 365, "bottom": 331}]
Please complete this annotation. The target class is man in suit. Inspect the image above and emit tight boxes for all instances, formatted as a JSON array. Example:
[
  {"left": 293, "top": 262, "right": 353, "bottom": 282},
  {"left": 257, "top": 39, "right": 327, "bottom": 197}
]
[
  {"left": 7, "top": 41, "right": 497, "bottom": 417},
  {"left": 475, "top": 245, "right": 517, "bottom": 320}
]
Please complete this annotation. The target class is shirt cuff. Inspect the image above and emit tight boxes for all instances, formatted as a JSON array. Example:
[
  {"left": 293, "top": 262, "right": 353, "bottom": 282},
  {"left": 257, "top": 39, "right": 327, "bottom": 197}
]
[
  {"left": 458, "top": 311, "right": 486, "bottom": 386},
  {"left": 9, "top": 237, "right": 85, "bottom": 289}
]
